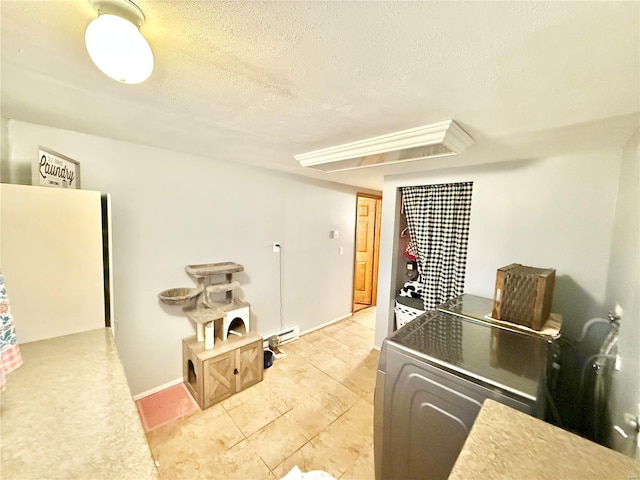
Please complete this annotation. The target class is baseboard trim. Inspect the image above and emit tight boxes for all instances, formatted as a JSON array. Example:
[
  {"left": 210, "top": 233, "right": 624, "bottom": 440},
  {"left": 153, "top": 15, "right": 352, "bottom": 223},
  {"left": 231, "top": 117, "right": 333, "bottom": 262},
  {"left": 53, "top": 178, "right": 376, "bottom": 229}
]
[
  {"left": 300, "top": 312, "right": 353, "bottom": 336},
  {"left": 133, "top": 377, "right": 184, "bottom": 401}
]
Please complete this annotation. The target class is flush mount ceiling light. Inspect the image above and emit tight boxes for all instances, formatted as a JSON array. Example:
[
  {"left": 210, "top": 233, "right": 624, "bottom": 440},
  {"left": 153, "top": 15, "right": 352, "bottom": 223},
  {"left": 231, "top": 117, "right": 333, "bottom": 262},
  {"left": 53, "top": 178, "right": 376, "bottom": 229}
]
[
  {"left": 85, "top": 0, "right": 153, "bottom": 84},
  {"left": 295, "top": 120, "right": 474, "bottom": 173}
]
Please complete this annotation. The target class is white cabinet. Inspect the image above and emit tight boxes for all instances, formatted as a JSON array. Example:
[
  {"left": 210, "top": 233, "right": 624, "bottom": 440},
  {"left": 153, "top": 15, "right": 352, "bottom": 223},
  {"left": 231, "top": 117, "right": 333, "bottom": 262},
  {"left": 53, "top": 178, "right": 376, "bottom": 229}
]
[{"left": 0, "top": 184, "right": 106, "bottom": 342}]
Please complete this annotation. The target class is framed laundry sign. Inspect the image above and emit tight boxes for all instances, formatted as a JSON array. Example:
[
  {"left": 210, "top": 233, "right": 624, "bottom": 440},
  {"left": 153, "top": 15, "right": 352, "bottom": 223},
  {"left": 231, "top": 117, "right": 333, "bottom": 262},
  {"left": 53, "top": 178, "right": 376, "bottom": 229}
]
[{"left": 34, "top": 147, "right": 81, "bottom": 189}]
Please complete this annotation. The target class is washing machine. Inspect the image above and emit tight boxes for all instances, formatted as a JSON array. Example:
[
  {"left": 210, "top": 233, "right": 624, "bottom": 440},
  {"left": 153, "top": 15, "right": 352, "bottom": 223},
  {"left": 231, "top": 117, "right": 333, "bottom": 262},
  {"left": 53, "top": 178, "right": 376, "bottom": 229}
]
[{"left": 374, "top": 294, "right": 553, "bottom": 480}]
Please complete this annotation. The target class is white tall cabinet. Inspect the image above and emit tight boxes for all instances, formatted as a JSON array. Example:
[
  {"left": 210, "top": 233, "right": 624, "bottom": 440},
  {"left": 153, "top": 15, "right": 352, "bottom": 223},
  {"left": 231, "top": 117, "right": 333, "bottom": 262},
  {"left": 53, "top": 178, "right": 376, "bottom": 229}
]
[{"left": 0, "top": 184, "right": 106, "bottom": 343}]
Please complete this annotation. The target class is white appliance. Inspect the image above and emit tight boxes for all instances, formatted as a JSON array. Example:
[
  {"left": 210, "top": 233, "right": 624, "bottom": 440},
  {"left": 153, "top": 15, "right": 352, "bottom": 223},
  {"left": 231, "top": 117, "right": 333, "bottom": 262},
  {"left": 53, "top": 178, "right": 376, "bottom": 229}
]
[{"left": 0, "top": 184, "right": 109, "bottom": 342}]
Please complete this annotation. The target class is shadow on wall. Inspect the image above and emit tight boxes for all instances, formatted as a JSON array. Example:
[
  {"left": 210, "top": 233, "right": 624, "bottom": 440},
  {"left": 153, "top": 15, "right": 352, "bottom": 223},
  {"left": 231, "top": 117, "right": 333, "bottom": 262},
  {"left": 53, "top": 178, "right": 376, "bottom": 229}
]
[
  {"left": 554, "top": 274, "right": 608, "bottom": 343},
  {"left": 2, "top": 158, "right": 31, "bottom": 185}
]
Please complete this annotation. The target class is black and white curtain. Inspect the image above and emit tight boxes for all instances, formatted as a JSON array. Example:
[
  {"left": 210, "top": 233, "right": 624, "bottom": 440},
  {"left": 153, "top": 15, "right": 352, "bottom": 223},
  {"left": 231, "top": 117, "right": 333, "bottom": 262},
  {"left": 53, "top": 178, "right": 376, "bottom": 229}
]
[{"left": 401, "top": 182, "right": 473, "bottom": 310}]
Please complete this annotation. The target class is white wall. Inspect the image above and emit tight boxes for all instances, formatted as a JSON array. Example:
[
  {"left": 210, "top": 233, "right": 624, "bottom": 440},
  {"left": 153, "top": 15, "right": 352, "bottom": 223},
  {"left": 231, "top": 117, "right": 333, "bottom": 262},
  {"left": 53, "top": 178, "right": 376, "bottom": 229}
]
[
  {"left": 605, "top": 130, "right": 639, "bottom": 458},
  {"left": 376, "top": 151, "right": 622, "bottom": 347},
  {"left": 4, "top": 119, "right": 364, "bottom": 396}
]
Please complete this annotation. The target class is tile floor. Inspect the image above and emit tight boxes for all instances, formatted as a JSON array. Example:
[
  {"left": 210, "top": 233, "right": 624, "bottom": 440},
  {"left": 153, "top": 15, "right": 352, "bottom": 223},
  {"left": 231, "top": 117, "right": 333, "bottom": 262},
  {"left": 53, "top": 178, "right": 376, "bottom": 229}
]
[{"left": 146, "top": 307, "right": 379, "bottom": 480}]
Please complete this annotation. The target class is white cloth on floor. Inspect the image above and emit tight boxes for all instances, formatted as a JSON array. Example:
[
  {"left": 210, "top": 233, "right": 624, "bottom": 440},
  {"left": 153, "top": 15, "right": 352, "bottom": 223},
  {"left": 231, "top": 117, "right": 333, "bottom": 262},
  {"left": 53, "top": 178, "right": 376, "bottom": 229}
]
[{"left": 280, "top": 466, "right": 337, "bottom": 480}]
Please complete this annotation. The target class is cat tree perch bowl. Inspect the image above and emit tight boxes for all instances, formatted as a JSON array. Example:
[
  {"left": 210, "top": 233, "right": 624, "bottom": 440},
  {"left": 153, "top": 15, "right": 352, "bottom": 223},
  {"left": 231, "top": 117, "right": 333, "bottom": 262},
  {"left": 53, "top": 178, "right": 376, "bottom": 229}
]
[{"left": 157, "top": 287, "right": 200, "bottom": 306}]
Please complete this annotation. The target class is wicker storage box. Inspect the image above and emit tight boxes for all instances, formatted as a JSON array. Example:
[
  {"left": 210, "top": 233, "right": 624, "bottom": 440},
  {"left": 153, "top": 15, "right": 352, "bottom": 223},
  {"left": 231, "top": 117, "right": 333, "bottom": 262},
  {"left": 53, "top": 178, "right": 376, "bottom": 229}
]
[{"left": 491, "top": 263, "right": 555, "bottom": 330}]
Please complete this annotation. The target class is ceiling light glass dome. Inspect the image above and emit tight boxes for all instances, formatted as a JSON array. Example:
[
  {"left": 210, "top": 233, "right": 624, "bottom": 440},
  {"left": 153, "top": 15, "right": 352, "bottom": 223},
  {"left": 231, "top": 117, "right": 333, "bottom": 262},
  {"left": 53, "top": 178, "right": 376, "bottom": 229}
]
[{"left": 85, "top": 9, "right": 153, "bottom": 84}]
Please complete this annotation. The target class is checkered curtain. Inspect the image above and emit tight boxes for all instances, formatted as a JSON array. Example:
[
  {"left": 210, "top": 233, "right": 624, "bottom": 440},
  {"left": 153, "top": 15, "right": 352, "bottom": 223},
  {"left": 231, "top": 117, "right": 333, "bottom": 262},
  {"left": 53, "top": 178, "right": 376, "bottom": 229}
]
[{"left": 401, "top": 182, "right": 473, "bottom": 310}]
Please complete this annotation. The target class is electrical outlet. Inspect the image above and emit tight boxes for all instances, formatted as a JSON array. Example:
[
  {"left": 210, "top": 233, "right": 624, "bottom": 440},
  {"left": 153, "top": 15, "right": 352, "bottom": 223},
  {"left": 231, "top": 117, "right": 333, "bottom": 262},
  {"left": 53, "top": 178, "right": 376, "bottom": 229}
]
[{"left": 272, "top": 242, "right": 281, "bottom": 253}]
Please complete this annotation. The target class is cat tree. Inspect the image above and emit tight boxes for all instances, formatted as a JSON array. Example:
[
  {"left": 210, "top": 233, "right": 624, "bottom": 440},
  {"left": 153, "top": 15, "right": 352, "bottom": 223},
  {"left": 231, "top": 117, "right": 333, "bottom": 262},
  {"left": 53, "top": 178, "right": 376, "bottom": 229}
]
[
  {"left": 158, "top": 262, "right": 262, "bottom": 409},
  {"left": 158, "top": 261, "right": 251, "bottom": 350}
]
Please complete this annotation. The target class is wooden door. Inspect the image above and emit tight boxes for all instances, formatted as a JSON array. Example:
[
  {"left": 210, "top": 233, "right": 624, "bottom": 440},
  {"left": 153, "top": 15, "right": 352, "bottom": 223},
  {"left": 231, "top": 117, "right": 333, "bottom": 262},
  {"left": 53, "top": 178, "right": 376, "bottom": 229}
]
[{"left": 354, "top": 195, "right": 380, "bottom": 305}]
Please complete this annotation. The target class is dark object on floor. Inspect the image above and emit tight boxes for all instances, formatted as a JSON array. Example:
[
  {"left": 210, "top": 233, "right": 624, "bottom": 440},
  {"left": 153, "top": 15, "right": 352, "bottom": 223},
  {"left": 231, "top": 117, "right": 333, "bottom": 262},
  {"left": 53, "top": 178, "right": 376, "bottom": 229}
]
[{"left": 264, "top": 349, "right": 275, "bottom": 369}]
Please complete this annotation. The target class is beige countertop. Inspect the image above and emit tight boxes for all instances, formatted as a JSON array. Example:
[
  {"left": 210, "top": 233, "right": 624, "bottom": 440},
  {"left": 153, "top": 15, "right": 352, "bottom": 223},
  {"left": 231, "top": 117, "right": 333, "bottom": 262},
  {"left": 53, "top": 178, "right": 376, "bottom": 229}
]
[
  {"left": 1, "top": 328, "right": 159, "bottom": 479},
  {"left": 450, "top": 399, "right": 640, "bottom": 480}
]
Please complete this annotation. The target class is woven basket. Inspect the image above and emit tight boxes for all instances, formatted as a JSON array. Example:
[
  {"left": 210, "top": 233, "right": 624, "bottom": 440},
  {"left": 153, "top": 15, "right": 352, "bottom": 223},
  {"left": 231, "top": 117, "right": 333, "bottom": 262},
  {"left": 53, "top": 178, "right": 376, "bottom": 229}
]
[
  {"left": 492, "top": 263, "right": 555, "bottom": 330},
  {"left": 394, "top": 301, "right": 425, "bottom": 329}
]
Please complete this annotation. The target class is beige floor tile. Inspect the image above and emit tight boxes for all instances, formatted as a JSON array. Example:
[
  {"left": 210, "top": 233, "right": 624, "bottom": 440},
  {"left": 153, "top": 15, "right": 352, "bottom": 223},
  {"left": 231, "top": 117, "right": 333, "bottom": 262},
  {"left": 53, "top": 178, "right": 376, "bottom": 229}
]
[
  {"left": 340, "top": 399, "right": 374, "bottom": 438},
  {"left": 226, "top": 391, "right": 282, "bottom": 437},
  {"left": 150, "top": 309, "right": 379, "bottom": 480},
  {"left": 149, "top": 431, "right": 193, "bottom": 477},
  {"left": 333, "top": 347, "right": 375, "bottom": 370},
  {"left": 310, "top": 377, "right": 360, "bottom": 417},
  {"left": 220, "top": 383, "right": 262, "bottom": 411},
  {"left": 364, "top": 389, "right": 375, "bottom": 405},
  {"left": 351, "top": 308, "right": 376, "bottom": 329},
  {"left": 317, "top": 320, "right": 348, "bottom": 337},
  {"left": 205, "top": 439, "right": 272, "bottom": 480},
  {"left": 268, "top": 351, "right": 316, "bottom": 380},
  {"left": 151, "top": 436, "right": 206, "bottom": 478},
  {"left": 271, "top": 440, "right": 345, "bottom": 479},
  {"left": 154, "top": 454, "right": 208, "bottom": 480},
  {"left": 314, "top": 355, "right": 352, "bottom": 383},
  {"left": 254, "top": 377, "right": 310, "bottom": 415},
  {"left": 180, "top": 402, "right": 226, "bottom": 429},
  {"left": 336, "top": 334, "right": 375, "bottom": 355},
  {"left": 313, "top": 352, "right": 377, "bottom": 397},
  {"left": 307, "top": 333, "right": 354, "bottom": 358},
  {"left": 182, "top": 411, "right": 246, "bottom": 454},
  {"left": 285, "top": 362, "right": 336, "bottom": 393},
  {"left": 310, "top": 417, "right": 372, "bottom": 475},
  {"left": 247, "top": 415, "right": 308, "bottom": 470},
  {"left": 267, "top": 351, "right": 322, "bottom": 380},
  {"left": 362, "top": 348, "right": 380, "bottom": 368},
  {"left": 338, "top": 349, "right": 379, "bottom": 373},
  {"left": 146, "top": 413, "right": 191, "bottom": 451},
  {"left": 285, "top": 341, "right": 329, "bottom": 365},
  {"left": 284, "top": 393, "right": 340, "bottom": 440},
  {"left": 299, "top": 329, "right": 326, "bottom": 343},
  {"left": 256, "top": 357, "right": 335, "bottom": 413},
  {"left": 265, "top": 358, "right": 311, "bottom": 382},
  {"left": 150, "top": 411, "right": 245, "bottom": 474},
  {"left": 339, "top": 322, "right": 376, "bottom": 342},
  {"left": 338, "top": 362, "right": 378, "bottom": 397},
  {"left": 339, "top": 442, "right": 375, "bottom": 480}
]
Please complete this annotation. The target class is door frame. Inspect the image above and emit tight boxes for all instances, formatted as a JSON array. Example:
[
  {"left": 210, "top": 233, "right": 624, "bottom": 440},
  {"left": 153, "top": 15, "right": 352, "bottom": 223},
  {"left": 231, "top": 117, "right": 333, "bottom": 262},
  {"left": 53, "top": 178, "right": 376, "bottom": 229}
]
[{"left": 352, "top": 192, "right": 382, "bottom": 313}]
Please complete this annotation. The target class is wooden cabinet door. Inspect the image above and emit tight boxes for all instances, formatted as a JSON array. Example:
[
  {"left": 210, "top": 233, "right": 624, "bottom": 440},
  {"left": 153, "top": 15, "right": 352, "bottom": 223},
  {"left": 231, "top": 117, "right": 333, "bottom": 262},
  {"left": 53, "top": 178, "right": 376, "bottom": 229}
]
[
  {"left": 204, "top": 351, "right": 234, "bottom": 408},
  {"left": 236, "top": 339, "right": 263, "bottom": 392}
]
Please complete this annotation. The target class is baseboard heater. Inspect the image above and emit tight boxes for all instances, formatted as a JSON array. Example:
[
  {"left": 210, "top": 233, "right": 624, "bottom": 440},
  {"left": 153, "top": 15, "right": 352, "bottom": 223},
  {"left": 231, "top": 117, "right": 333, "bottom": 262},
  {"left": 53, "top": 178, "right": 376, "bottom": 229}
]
[{"left": 263, "top": 326, "right": 300, "bottom": 348}]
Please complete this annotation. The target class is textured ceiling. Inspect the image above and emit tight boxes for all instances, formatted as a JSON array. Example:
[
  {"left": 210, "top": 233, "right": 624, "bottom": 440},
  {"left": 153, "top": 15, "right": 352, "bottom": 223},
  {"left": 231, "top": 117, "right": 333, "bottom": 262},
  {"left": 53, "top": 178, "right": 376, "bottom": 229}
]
[{"left": 1, "top": 1, "right": 639, "bottom": 190}]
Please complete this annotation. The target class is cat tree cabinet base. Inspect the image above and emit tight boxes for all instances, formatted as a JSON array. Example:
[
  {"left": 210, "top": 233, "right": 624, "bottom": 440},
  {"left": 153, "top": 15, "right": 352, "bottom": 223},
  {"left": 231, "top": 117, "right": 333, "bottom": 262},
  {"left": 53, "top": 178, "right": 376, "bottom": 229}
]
[{"left": 182, "top": 332, "right": 263, "bottom": 409}]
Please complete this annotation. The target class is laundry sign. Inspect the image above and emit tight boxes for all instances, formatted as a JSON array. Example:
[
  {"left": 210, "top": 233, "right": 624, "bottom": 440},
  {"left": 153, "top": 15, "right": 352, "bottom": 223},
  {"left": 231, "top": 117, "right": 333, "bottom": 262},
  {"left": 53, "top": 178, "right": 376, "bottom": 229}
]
[{"left": 35, "top": 148, "right": 81, "bottom": 189}]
